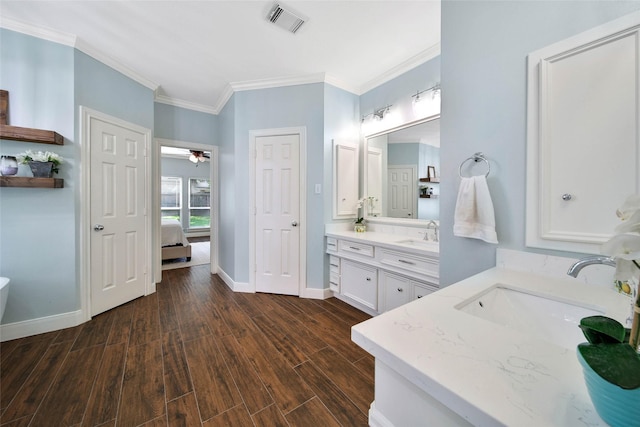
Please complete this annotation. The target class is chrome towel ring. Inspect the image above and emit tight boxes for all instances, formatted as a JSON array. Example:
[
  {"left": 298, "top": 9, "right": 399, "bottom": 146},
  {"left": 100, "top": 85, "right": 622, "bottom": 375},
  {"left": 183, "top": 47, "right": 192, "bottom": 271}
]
[{"left": 459, "top": 152, "right": 490, "bottom": 178}]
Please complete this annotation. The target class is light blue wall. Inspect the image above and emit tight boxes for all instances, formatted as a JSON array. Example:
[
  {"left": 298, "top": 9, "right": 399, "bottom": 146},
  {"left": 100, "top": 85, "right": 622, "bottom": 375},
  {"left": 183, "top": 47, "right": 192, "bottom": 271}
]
[
  {"left": 0, "top": 29, "right": 157, "bottom": 326},
  {"left": 217, "top": 94, "right": 236, "bottom": 278},
  {"left": 75, "top": 51, "right": 154, "bottom": 131},
  {"left": 154, "top": 103, "right": 217, "bottom": 145},
  {"left": 388, "top": 142, "right": 419, "bottom": 166},
  {"left": 0, "top": 30, "right": 76, "bottom": 323},
  {"left": 232, "top": 83, "right": 325, "bottom": 288},
  {"left": 440, "top": 1, "right": 640, "bottom": 286},
  {"left": 360, "top": 58, "right": 441, "bottom": 120}
]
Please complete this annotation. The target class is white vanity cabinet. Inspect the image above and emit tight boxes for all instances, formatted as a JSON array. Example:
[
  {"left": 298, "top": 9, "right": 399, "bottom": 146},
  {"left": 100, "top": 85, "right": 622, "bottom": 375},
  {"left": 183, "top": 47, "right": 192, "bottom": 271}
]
[
  {"left": 379, "top": 270, "right": 438, "bottom": 312},
  {"left": 326, "top": 233, "right": 439, "bottom": 315},
  {"left": 340, "top": 259, "right": 378, "bottom": 311}
]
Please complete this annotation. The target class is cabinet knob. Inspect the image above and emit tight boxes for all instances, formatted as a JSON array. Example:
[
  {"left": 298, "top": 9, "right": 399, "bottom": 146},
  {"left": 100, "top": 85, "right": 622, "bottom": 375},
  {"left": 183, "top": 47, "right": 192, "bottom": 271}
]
[
  {"left": 417, "top": 295, "right": 423, "bottom": 298},
  {"left": 562, "top": 193, "right": 572, "bottom": 201},
  {"left": 397, "top": 287, "right": 403, "bottom": 292},
  {"left": 366, "top": 277, "right": 371, "bottom": 281}
]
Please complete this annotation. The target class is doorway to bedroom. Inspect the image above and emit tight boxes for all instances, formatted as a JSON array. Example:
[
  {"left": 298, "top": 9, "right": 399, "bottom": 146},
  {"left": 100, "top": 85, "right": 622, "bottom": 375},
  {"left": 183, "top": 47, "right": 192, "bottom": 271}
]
[{"left": 158, "top": 139, "right": 218, "bottom": 274}]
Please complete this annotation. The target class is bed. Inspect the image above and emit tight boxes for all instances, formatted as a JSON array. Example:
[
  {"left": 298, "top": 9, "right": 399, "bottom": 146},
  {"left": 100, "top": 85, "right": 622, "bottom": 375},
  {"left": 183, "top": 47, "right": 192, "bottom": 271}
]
[{"left": 161, "top": 218, "right": 191, "bottom": 261}]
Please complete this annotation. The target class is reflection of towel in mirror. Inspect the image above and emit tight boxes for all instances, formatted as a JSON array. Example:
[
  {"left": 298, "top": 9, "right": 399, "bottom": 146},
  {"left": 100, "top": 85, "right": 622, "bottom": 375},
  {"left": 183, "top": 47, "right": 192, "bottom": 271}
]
[{"left": 453, "top": 176, "right": 498, "bottom": 244}]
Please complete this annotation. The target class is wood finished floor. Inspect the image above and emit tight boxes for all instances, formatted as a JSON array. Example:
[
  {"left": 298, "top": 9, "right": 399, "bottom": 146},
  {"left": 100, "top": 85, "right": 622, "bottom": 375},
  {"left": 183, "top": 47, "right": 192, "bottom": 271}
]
[{"left": 0, "top": 266, "right": 374, "bottom": 427}]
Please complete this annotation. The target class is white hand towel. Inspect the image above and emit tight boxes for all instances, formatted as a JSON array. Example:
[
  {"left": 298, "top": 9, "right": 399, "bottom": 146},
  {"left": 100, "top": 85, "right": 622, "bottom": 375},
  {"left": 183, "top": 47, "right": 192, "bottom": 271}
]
[{"left": 453, "top": 176, "right": 498, "bottom": 244}]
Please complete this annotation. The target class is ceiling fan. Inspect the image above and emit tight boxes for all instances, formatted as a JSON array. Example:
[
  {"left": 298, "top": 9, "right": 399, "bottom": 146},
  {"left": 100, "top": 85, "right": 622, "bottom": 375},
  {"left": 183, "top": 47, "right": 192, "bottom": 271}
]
[{"left": 189, "top": 150, "right": 210, "bottom": 164}]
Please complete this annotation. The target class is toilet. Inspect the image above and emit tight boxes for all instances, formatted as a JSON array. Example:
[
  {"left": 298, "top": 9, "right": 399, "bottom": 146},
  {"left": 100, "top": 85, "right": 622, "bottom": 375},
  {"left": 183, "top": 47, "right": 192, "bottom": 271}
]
[{"left": 0, "top": 277, "right": 9, "bottom": 322}]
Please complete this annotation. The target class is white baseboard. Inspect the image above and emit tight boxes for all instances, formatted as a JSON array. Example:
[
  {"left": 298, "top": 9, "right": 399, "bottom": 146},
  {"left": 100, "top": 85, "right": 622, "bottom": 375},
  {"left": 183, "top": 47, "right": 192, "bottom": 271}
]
[
  {"left": 301, "top": 287, "right": 333, "bottom": 299},
  {"left": 0, "top": 310, "right": 84, "bottom": 342},
  {"left": 217, "top": 267, "right": 253, "bottom": 293},
  {"left": 369, "top": 402, "right": 394, "bottom": 427}
]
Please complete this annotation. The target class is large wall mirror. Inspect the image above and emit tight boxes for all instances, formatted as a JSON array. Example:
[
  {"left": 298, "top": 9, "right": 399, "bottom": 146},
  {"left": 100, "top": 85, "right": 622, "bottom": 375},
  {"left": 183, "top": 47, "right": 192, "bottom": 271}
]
[{"left": 364, "top": 115, "right": 440, "bottom": 223}]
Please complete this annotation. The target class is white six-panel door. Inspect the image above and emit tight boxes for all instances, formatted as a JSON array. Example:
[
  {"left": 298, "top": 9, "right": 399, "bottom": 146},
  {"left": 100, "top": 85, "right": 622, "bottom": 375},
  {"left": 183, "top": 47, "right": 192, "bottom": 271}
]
[
  {"left": 388, "top": 165, "right": 416, "bottom": 219},
  {"left": 90, "top": 116, "right": 147, "bottom": 316},
  {"left": 255, "top": 133, "right": 300, "bottom": 295}
]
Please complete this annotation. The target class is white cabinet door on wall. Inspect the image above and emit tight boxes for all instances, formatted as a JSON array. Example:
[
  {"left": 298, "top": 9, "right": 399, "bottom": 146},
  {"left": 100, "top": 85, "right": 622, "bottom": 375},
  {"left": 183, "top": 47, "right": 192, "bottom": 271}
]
[
  {"left": 333, "top": 139, "right": 359, "bottom": 219},
  {"left": 526, "top": 12, "right": 640, "bottom": 253}
]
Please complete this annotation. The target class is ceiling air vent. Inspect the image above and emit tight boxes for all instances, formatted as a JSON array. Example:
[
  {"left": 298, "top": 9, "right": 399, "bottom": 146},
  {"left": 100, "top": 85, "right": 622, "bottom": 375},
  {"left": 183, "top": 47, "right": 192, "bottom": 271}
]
[{"left": 267, "top": 3, "right": 306, "bottom": 34}]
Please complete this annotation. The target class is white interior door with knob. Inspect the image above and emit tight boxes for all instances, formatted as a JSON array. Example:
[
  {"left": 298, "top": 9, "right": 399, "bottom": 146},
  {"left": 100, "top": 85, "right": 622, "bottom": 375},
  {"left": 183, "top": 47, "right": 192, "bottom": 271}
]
[
  {"left": 87, "top": 109, "right": 149, "bottom": 316},
  {"left": 253, "top": 131, "right": 303, "bottom": 296},
  {"left": 388, "top": 165, "right": 416, "bottom": 219}
]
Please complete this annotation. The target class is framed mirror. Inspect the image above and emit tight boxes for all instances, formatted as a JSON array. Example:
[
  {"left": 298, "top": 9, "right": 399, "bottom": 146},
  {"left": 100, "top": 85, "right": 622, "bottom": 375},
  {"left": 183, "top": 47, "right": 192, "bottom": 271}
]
[{"left": 363, "top": 115, "right": 440, "bottom": 224}]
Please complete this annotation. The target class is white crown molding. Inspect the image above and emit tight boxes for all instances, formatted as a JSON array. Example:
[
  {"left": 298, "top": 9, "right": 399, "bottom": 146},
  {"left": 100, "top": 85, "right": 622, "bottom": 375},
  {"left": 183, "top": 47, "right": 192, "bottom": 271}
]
[
  {"left": 229, "top": 72, "right": 327, "bottom": 92},
  {"left": 357, "top": 43, "right": 441, "bottom": 95},
  {"left": 154, "top": 93, "right": 218, "bottom": 115},
  {"left": 213, "top": 84, "right": 235, "bottom": 114},
  {"left": 1, "top": 17, "right": 158, "bottom": 92},
  {"left": 324, "top": 74, "right": 360, "bottom": 95},
  {"left": 74, "top": 38, "right": 158, "bottom": 91},
  {"left": 0, "top": 16, "right": 76, "bottom": 46}
]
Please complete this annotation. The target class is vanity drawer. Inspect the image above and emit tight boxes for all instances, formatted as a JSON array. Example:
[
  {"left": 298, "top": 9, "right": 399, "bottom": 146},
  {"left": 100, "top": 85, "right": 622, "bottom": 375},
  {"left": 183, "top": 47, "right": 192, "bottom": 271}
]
[
  {"left": 329, "top": 255, "right": 340, "bottom": 273},
  {"left": 414, "top": 282, "right": 438, "bottom": 300},
  {"left": 329, "top": 272, "right": 340, "bottom": 292},
  {"left": 338, "top": 240, "right": 374, "bottom": 258},
  {"left": 326, "top": 237, "right": 338, "bottom": 252},
  {"left": 376, "top": 248, "right": 438, "bottom": 277}
]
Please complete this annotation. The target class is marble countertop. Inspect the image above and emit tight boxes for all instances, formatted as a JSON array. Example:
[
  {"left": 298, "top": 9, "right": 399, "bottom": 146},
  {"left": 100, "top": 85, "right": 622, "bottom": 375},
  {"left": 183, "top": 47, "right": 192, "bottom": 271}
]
[
  {"left": 351, "top": 267, "right": 630, "bottom": 426},
  {"left": 325, "top": 230, "right": 439, "bottom": 257}
]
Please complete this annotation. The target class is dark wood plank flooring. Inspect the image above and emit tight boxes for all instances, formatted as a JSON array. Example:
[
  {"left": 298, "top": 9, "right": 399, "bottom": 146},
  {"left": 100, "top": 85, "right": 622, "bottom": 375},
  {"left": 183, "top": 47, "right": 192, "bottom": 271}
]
[{"left": 0, "top": 265, "right": 374, "bottom": 426}]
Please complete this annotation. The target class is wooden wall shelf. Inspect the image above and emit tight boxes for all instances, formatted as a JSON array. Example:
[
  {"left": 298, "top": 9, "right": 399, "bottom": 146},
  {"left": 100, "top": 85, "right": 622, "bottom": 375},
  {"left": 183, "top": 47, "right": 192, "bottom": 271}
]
[
  {"left": 0, "top": 124, "right": 64, "bottom": 145},
  {"left": 419, "top": 178, "right": 439, "bottom": 183},
  {"left": 419, "top": 194, "right": 437, "bottom": 199},
  {"left": 0, "top": 176, "right": 64, "bottom": 188}
]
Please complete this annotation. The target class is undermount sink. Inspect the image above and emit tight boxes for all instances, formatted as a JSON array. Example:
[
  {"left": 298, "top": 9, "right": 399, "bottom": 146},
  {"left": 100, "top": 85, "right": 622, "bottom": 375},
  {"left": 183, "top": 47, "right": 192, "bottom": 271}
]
[
  {"left": 455, "top": 284, "right": 604, "bottom": 350},
  {"left": 395, "top": 239, "right": 438, "bottom": 248}
]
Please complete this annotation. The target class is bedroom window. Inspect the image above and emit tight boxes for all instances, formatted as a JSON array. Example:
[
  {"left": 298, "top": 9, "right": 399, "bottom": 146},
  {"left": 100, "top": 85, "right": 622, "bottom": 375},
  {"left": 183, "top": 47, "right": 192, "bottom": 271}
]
[
  {"left": 161, "top": 176, "right": 182, "bottom": 221},
  {"left": 189, "top": 178, "right": 211, "bottom": 229}
]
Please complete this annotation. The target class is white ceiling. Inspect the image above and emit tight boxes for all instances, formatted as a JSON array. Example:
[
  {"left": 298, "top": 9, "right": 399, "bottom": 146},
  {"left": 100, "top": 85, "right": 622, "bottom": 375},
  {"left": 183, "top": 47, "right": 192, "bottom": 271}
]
[{"left": 0, "top": 1, "right": 441, "bottom": 113}]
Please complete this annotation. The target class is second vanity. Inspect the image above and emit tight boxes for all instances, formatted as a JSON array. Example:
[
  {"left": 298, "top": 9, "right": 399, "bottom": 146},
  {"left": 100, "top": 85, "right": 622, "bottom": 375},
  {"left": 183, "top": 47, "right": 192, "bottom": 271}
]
[
  {"left": 350, "top": 255, "right": 631, "bottom": 426},
  {"left": 325, "top": 227, "right": 440, "bottom": 316}
]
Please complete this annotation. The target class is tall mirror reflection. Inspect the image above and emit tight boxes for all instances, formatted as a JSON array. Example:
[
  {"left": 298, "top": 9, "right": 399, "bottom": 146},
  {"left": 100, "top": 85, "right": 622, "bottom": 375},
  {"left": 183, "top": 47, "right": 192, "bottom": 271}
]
[{"left": 365, "top": 116, "right": 440, "bottom": 221}]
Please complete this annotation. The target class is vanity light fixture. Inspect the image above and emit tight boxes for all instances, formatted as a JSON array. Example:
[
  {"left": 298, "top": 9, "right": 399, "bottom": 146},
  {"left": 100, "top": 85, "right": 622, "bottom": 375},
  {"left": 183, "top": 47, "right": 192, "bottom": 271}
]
[
  {"left": 362, "top": 105, "right": 393, "bottom": 122},
  {"left": 412, "top": 83, "right": 441, "bottom": 104}
]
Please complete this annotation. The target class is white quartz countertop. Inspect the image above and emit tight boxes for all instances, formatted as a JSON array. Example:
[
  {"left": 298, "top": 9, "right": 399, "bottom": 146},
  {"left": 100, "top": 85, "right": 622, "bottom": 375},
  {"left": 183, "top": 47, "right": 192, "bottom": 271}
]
[
  {"left": 351, "top": 267, "right": 631, "bottom": 426},
  {"left": 325, "top": 230, "right": 439, "bottom": 257}
]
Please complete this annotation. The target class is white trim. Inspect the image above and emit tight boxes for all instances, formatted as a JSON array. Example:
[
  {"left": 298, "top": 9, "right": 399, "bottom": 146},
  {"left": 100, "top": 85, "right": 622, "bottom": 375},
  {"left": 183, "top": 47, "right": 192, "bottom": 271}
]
[
  {"left": 80, "top": 106, "right": 153, "bottom": 321},
  {"left": 249, "top": 127, "right": 308, "bottom": 297},
  {"left": 0, "top": 17, "right": 158, "bottom": 92},
  {"left": 358, "top": 43, "right": 441, "bottom": 95},
  {"left": 155, "top": 138, "right": 219, "bottom": 280},
  {"left": 301, "top": 287, "right": 333, "bottom": 300},
  {"left": 0, "top": 16, "right": 76, "bottom": 46},
  {"left": 213, "top": 84, "right": 235, "bottom": 114},
  {"left": 368, "top": 402, "right": 394, "bottom": 427},
  {"left": 154, "top": 94, "right": 218, "bottom": 115},
  {"left": 231, "top": 72, "right": 327, "bottom": 92},
  {"left": 0, "top": 310, "right": 84, "bottom": 342},
  {"left": 217, "top": 267, "right": 253, "bottom": 293}
]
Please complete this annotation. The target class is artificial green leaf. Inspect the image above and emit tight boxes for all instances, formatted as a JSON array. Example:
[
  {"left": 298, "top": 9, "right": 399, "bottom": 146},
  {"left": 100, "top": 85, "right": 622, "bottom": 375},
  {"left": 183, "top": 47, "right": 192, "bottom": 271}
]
[
  {"left": 578, "top": 343, "right": 640, "bottom": 390},
  {"left": 579, "top": 316, "right": 626, "bottom": 344}
]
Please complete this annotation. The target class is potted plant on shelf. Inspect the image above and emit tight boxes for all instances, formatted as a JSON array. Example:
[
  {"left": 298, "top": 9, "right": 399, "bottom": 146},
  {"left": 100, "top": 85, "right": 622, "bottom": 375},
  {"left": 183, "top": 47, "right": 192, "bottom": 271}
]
[
  {"left": 354, "top": 216, "right": 366, "bottom": 233},
  {"left": 16, "top": 150, "right": 64, "bottom": 178},
  {"left": 577, "top": 195, "right": 640, "bottom": 427}
]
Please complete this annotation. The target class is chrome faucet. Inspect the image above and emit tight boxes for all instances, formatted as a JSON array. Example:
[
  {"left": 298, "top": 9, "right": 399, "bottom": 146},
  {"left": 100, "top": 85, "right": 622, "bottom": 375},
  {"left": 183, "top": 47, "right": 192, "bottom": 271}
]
[
  {"left": 567, "top": 255, "right": 616, "bottom": 277},
  {"left": 426, "top": 220, "right": 439, "bottom": 242}
]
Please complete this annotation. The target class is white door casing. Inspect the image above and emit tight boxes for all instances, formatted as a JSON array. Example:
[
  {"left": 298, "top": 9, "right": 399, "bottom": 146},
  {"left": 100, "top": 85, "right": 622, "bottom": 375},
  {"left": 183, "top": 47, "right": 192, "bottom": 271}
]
[
  {"left": 388, "top": 165, "right": 416, "bottom": 219},
  {"left": 155, "top": 138, "right": 219, "bottom": 281},
  {"left": 367, "top": 147, "right": 383, "bottom": 217},
  {"left": 81, "top": 107, "right": 152, "bottom": 320},
  {"left": 250, "top": 128, "right": 307, "bottom": 296}
]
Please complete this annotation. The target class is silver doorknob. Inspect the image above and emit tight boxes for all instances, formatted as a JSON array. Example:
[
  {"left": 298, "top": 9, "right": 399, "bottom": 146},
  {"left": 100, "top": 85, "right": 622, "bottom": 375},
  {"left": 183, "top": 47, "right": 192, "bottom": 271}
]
[
  {"left": 562, "top": 193, "right": 573, "bottom": 201},
  {"left": 94, "top": 224, "right": 105, "bottom": 231},
  {"left": 291, "top": 221, "right": 298, "bottom": 227}
]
